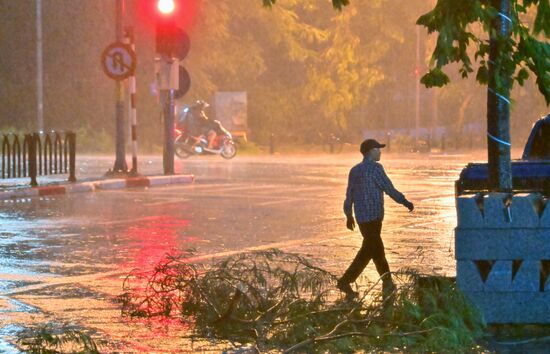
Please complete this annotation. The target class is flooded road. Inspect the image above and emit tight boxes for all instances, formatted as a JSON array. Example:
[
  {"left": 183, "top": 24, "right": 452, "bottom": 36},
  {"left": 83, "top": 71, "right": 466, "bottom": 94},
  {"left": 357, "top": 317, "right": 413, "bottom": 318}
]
[{"left": 0, "top": 152, "right": 485, "bottom": 352}]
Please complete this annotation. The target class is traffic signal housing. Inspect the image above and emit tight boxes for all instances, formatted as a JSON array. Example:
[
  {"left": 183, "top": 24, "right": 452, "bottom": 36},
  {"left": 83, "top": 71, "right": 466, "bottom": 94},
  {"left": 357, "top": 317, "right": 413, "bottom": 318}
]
[{"left": 155, "top": 0, "right": 190, "bottom": 59}]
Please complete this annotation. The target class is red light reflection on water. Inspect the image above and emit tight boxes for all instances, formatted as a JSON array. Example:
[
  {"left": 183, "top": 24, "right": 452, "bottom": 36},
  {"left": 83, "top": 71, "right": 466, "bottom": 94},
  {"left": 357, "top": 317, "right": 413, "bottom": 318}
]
[
  {"left": 117, "top": 215, "right": 198, "bottom": 336},
  {"left": 122, "top": 215, "right": 197, "bottom": 269}
]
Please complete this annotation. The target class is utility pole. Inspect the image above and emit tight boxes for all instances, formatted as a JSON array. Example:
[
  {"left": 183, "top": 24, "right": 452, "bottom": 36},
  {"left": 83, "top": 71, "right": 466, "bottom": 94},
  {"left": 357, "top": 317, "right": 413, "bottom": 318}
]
[
  {"left": 36, "top": 0, "right": 44, "bottom": 132},
  {"left": 414, "top": 26, "right": 421, "bottom": 147},
  {"left": 487, "top": 0, "right": 512, "bottom": 192},
  {"left": 112, "top": 0, "right": 128, "bottom": 174}
]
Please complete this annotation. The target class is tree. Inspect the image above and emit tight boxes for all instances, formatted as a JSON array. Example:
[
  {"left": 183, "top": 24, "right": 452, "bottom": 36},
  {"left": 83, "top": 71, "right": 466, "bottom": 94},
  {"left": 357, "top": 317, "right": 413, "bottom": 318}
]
[
  {"left": 417, "top": 0, "right": 549, "bottom": 192},
  {"left": 265, "top": 0, "right": 549, "bottom": 191}
]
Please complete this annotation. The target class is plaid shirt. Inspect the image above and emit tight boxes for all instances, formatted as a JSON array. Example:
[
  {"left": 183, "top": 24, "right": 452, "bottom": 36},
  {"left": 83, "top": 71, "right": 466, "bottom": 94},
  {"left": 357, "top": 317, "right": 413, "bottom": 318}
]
[{"left": 344, "top": 158, "right": 407, "bottom": 223}]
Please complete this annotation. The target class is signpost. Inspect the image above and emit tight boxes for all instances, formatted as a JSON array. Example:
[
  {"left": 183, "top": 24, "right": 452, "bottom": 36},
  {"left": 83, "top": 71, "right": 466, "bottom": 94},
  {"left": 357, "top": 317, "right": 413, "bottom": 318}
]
[{"left": 101, "top": 40, "right": 136, "bottom": 175}]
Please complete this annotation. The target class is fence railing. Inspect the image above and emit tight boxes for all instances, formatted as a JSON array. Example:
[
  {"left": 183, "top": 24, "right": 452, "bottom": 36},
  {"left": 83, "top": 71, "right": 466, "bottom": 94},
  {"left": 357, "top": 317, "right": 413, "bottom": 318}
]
[{"left": 1, "top": 131, "right": 76, "bottom": 186}]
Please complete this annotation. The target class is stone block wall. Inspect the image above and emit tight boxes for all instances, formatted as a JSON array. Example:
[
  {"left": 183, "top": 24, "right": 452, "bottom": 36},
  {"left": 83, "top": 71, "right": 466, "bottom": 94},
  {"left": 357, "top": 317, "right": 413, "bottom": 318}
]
[{"left": 456, "top": 193, "right": 550, "bottom": 323}]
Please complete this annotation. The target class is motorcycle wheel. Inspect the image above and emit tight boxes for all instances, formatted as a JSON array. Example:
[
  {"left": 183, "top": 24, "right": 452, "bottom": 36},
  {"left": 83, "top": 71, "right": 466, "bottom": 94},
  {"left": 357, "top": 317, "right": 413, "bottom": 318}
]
[
  {"left": 175, "top": 137, "right": 193, "bottom": 159},
  {"left": 221, "top": 141, "right": 237, "bottom": 159}
]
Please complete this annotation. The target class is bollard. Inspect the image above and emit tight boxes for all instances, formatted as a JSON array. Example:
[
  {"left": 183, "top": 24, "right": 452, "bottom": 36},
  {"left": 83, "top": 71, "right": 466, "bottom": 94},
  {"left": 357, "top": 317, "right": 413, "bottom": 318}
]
[
  {"left": 441, "top": 133, "right": 446, "bottom": 151},
  {"left": 68, "top": 132, "right": 76, "bottom": 182},
  {"left": 386, "top": 133, "right": 391, "bottom": 152},
  {"left": 269, "top": 133, "right": 275, "bottom": 154},
  {"left": 27, "top": 134, "right": 38, "bottom": 187}
]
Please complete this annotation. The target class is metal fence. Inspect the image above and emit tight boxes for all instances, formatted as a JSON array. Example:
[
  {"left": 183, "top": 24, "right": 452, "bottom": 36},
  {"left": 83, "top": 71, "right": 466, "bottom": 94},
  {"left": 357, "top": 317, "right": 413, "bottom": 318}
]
[{"left": 1, "top": 131, "right": 76, "bottom": 186}]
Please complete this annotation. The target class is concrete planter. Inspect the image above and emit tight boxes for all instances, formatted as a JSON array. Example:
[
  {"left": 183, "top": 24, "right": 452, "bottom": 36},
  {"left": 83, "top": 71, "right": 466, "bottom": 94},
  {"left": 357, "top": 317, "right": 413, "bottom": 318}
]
[{"left": 456, "top": 193, "right": 550, "bottom": 323}]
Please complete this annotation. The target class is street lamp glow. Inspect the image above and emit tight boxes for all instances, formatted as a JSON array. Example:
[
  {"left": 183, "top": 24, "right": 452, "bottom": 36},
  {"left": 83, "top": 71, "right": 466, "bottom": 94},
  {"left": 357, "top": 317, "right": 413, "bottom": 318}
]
[{"left": 157, "top": 0, "right": 175, "bottom": 15}]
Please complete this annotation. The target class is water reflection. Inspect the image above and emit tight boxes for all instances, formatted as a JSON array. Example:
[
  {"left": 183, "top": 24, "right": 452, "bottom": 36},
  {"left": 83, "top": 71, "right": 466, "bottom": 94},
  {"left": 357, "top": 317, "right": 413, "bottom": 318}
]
[
  {"left": 117, "top": 215, "right": 196, "bottom": 341},
  {"left": 0, "top": 324, "right": 24, "bottom": 354},
  {"left": 0, "top": 154, "right": 486, "bottom": 351},
  {"left": 120, "top": 215, "right": 196, "bottom": 270}
]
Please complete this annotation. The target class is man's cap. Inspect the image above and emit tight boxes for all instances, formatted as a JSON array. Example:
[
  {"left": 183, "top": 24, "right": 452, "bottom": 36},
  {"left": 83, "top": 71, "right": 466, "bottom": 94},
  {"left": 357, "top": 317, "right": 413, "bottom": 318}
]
[{"left": 360, "top": 139, "right": 386, "bottom": 154}]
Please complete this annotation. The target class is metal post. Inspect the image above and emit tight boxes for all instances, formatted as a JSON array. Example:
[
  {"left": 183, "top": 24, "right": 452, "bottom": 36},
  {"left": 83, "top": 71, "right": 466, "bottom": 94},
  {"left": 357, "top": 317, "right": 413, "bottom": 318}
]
[
  {"left": 112, "top": 0, "right": 128, "bottom": 174},
  {"left": 125, "top": 27, "right": 138, "bottom": 175},
  {"left": 156, "top": 55, "right": 178, "bottom": 175},
  {"left": 29, "top": 134, "right": 38, "bottom": 187},
  {"left": 487, "top": 0, "right": 512, "bottom": 192},
  {"left": 269, "top": 133, "right": 275, "bottom": 154},
  {"left": 36, "top": 0, "right": 44, "bottom": 132},
  {"left": 162, "top": 88, "right": 175, "bottom": 174},
  {"left": 68, "top": 132, "right": 76, "bottom": 182}
]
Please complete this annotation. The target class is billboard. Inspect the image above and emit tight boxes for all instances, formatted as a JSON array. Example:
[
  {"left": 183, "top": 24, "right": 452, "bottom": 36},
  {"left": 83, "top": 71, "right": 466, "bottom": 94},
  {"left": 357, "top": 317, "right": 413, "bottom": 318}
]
[{"left": 214, "top": 92, "right": 247, "bottom": 132}]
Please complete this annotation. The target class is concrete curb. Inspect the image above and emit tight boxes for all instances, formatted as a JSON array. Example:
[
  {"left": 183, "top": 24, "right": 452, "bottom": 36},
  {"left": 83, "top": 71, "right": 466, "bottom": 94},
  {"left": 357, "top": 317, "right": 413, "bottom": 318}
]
[{"left": 0, "top": 175, "right": 194, "bottom": 200}]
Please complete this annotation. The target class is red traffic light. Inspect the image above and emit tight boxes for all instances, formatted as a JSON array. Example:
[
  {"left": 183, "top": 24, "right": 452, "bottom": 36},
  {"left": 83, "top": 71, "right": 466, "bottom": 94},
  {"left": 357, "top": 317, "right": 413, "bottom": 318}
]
[
  {"left": 156, "top": 24, "right": 190, "bottom": 59},
  {"left": 157, "top": 0, "right": 175, "bottom": 15}
]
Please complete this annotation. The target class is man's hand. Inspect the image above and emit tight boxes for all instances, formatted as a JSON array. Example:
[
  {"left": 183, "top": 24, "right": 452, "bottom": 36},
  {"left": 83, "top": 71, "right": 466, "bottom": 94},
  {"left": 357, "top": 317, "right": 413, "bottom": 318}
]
[
  {"left": 346, "top": 216, "right": 355, "bottom": 231},
  {"left": 404, "top": 200, "right": 414, "bottom": 212}
]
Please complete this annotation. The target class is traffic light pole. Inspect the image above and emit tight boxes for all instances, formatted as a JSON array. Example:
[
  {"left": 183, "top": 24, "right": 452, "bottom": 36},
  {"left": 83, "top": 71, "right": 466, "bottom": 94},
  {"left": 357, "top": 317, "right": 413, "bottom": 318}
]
[
  {"left": 155, "top": 0, "right": 190, "bottom": 175},
  {"left": 162, "top": 88, "right": 175, "bottom": 175}
]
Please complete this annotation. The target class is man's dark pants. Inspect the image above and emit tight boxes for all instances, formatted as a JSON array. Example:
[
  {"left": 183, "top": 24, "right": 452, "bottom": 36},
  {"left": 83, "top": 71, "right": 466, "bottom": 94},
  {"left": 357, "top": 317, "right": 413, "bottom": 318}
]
[{"left": 340, "top": 219, "right": 390, "bottom": 284}]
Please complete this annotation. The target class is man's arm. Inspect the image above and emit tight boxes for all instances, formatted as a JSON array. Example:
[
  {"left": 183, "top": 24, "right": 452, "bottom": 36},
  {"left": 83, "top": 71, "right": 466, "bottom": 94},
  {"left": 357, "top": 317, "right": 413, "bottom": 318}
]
[
  {"left": 374, "top": 164, "right": 414, "bottom": 211},
  {"left": 343, "top": 168, "right": 356, "bottom": 230}
]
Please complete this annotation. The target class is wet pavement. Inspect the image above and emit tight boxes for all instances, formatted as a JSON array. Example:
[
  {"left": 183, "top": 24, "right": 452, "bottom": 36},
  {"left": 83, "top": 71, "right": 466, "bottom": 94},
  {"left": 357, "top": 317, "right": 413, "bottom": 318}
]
[{"left": 0, "top": 152, "right": 487, "bottom": 352}]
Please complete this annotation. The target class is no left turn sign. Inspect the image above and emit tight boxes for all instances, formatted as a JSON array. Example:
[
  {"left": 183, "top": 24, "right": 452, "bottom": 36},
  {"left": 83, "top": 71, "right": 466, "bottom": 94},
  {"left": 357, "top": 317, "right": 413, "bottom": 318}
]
[{"left": 101, "top": 42, "right": 136, "bottom": 81}]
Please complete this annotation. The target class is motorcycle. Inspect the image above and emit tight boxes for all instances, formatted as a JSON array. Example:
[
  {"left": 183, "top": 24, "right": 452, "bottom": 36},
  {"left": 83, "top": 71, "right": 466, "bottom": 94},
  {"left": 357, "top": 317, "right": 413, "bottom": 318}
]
[{"left": 174, "top": 121, "right": 237, "bottom": 159}]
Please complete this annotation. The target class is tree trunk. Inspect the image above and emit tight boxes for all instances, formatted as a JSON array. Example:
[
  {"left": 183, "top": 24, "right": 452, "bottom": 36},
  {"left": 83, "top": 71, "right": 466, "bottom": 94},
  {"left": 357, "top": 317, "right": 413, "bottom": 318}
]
[{"left": 486, "top": 0, "right": 512, "bottom": 192}]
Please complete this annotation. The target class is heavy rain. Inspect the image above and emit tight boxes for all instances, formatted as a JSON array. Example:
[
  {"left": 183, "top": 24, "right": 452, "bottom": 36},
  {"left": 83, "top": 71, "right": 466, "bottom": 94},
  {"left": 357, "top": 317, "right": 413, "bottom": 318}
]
[{"left": 0, "top": 0, "right": 549, "bottom": 352}]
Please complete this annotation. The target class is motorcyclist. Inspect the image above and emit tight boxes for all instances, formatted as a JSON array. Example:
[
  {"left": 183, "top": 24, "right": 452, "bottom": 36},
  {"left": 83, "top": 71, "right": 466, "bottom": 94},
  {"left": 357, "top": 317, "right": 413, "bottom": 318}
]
[{"left": 183, "top": 100, "right": 217, "bottom": 149}]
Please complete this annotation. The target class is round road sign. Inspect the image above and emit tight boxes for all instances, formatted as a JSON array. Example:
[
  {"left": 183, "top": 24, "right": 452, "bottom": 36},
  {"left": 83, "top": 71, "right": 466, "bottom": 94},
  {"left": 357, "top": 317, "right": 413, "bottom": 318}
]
[{"left": 101, "top": 42, "right": 136, "bottom": 81}]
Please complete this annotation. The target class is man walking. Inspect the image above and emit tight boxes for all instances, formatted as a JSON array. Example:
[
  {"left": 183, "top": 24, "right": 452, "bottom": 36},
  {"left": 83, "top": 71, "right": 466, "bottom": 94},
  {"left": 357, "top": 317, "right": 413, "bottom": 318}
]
[{"left": 337, "top": 139, "right": 414, "bottom": 298}]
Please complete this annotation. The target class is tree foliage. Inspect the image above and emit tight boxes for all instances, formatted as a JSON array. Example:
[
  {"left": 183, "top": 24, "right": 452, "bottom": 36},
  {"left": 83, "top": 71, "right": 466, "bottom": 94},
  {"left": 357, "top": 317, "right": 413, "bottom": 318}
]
[
  {"left": 416, "top": 0, "right": 550, "bottom": 104},
  {"left": 0, "top": 0, "right": 547, "bottom": 150}
]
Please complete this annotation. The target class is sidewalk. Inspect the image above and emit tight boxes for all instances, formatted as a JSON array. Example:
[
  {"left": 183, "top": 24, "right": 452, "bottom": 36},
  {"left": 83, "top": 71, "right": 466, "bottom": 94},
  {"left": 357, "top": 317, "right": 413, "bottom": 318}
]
[
  {"left": 0, "top": 155, "right": 195, "bottom": 200},
  {"left": 0, "top": 174, "right": 195, "bottom": 200}
]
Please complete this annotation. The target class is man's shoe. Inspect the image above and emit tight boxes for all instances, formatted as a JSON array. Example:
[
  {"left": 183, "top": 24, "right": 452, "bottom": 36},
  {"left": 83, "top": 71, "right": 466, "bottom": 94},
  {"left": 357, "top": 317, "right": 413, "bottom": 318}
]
[
  {"left": 337, "top": 279, "right": 359, "bottom": 299},
  {"left": 382, "top": 278, "right": 396, "bottom": 298}
]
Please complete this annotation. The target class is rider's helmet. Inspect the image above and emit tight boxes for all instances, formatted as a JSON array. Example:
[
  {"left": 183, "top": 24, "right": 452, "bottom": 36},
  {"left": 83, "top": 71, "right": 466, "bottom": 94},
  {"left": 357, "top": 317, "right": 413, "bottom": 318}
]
[{"left": 191, "top": 100, "right": 210, "bottom": 110}]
